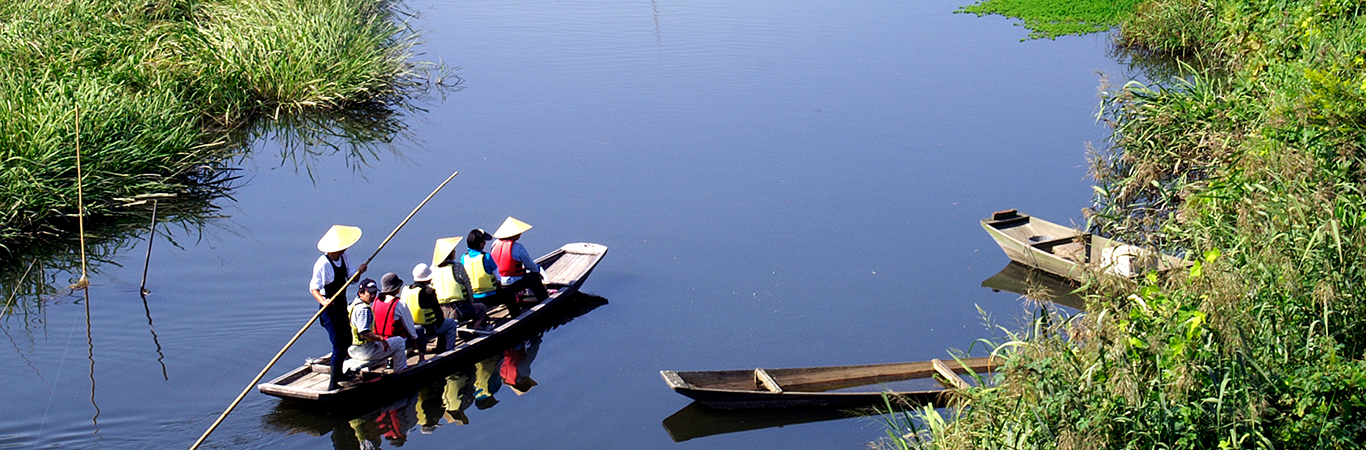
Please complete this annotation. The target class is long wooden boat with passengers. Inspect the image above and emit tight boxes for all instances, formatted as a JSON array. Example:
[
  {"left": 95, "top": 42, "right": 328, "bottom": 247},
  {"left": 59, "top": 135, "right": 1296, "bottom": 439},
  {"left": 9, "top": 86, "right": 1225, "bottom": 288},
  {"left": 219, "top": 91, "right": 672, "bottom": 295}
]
[
  {"left": 258, "top": 242, "right": 608, "bottom": 403},
  {"left": 981, "top": 209, "right": 1185, "bottom": 282},
  {"left": 660, "top": 356, "right": 999, "bottom": 409}
]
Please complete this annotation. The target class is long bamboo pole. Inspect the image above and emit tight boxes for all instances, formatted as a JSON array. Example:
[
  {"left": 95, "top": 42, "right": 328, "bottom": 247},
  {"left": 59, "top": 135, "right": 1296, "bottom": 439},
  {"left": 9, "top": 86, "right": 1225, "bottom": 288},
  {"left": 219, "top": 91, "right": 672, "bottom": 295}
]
[{"left": 187, "top": 170, "right": 459, "bottom": 450}]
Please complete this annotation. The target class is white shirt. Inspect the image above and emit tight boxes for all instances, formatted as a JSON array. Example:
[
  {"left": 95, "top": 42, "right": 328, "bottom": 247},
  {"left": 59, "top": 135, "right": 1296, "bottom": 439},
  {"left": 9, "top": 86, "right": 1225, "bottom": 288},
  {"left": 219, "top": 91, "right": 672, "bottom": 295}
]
[{"left": 309, "top": 253, "right": 355, "bottom": 292}]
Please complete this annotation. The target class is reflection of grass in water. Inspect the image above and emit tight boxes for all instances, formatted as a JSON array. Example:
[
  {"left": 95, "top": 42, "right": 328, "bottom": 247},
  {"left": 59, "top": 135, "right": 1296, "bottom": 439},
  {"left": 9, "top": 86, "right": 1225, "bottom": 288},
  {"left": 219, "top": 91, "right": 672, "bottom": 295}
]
[
  {"left": 957, "top": 0, "right": 1143, "bottom": 40},
  {"left": 0, "top": 0, "right": 456, "bottom": 257}
]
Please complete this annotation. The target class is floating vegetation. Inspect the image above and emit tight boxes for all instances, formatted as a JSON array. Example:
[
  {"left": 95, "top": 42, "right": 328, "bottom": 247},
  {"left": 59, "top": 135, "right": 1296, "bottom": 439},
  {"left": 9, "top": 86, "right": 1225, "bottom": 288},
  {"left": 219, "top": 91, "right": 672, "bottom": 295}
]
[{"left": 957, "top": 0, "right": 1145, "bottom": 40}]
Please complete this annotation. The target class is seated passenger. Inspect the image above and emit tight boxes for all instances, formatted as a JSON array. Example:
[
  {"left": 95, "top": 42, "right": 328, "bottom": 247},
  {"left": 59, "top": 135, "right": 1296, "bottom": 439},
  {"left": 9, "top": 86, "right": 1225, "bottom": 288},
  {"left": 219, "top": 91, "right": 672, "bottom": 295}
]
[
  {"left": 377, "top": 273, "right": 421, "bottom": 351},
  {"left": 347, "top": 278, "right": 407, "bottom": 373},
  {"left": 490, "top": 217, "right": 550, "bottom": 307},
  {"left": 463, "top": 229, "right": 516, "bottom": 317},
  {"left": 405, "top": 263, "right": 461, "bottom": 351},
  {"left": 432, "top": 237, "right": 487, "bottom": 329}
]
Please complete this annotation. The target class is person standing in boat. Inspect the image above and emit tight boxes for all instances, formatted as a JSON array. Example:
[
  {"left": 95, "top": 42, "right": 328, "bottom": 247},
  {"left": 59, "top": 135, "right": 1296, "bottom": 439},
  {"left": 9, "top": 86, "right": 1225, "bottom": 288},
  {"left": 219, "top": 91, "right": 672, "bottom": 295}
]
[
  {"left": 348, "top": 275, "right": 408, "bottom": 372},
  {"left": 405, "top": 264, "right": 461, "bottom": 351},
  {"left": 309, "top": 225, "right": 368, "bottom": 391},
  {"left": 463, "top": 229, "right": 511, "bottom": 316},
  {"left": 432, "top": 237, "right": 487, "bottom": 329},
  {"left": 490, "top": 217, "right": 550, "bottom": 309}
]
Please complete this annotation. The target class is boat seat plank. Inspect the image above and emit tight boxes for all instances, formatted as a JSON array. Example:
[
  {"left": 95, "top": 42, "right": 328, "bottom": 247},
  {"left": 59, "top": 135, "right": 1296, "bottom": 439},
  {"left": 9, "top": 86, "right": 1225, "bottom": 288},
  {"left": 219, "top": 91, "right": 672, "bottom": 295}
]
[
  {"left": 754, "top": 368, "right": 783, "bottom": 393},
  {"left": 931, "top": 359, "right": 969, "bottom": 390}
]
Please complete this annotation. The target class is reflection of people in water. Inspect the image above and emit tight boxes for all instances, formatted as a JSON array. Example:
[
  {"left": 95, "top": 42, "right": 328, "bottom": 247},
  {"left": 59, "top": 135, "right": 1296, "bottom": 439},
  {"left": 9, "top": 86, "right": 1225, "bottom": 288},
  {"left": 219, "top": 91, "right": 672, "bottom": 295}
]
[
  {"left": 336, "top": 395, "right": 417, "bottom": 450},
  {"left": 501, "top": 335, "right": 542, "bottom": 394},
  {"left": 473, "top": 353, "right": 503, "bottom": 409},
  {"left": 417, "top": 366, "right": 476, "bottom": 431}
]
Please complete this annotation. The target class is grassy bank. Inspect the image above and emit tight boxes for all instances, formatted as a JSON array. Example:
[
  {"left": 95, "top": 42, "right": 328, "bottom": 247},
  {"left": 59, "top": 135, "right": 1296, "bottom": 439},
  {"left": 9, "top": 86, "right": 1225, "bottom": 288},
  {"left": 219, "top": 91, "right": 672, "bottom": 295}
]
[
  {"left": 0, "top": 0, "right": 432, "bottom": 259},
  {"left": 884, "top": 0, "right": 1366, "bottom": 448}
]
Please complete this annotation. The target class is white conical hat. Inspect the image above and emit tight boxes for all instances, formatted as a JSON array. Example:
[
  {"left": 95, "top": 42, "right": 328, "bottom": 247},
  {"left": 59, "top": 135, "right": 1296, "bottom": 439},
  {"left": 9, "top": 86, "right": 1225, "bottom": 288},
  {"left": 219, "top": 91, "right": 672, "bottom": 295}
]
[
  {"left": 317, "top": 225, "right": 362, "bottom": 253},
  {"left": 432, "top": 237, "right": 463, "bottom": 265},
  {"left": 492, "top": 217, "right": 532, "bottom": 239}
]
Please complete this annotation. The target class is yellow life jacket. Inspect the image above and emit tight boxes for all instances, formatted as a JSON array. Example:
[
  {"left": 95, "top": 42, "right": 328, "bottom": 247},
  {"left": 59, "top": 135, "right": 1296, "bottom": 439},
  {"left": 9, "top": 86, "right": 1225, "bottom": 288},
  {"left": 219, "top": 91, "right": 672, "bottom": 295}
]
[
  {"left": 432, "top": 264, "right": 468, "bottom": 304},
  {"left": 463, "top": 252, "right": 496, "bottom": 296},
  {"left": 347, "top": 301, "right": 368, "bottom": 346},
  {"left": 403, "top": 285, "right": 440, "bottom": 326}
]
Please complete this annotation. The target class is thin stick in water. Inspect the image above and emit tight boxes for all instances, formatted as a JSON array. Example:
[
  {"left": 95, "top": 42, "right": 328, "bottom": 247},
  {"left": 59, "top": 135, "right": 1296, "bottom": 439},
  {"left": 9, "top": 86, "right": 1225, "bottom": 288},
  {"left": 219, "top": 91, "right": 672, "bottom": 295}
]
[{"left": 140, "top": 200, "right": 158, "bottom": 295}]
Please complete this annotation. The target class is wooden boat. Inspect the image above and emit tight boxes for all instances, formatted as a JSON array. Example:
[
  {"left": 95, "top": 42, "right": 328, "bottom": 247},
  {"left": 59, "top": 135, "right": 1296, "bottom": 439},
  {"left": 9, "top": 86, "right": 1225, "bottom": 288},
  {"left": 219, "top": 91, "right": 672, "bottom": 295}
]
[
  {"left": 981, "top": 209, "right": 1185, "bottom": 281},
  {"left": 258, "top": 242, "right": 608, "bottom": 403},
  {"left": 660, "top": 356, "right": 998, "bottom": 409}
]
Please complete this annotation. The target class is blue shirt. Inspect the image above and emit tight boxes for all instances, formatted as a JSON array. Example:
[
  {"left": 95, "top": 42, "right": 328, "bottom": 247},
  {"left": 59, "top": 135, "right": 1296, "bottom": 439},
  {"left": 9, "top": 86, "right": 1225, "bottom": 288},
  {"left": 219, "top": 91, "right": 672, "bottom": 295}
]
[{"left": 465, "top": 249, "right": 499, "bottom": 298}]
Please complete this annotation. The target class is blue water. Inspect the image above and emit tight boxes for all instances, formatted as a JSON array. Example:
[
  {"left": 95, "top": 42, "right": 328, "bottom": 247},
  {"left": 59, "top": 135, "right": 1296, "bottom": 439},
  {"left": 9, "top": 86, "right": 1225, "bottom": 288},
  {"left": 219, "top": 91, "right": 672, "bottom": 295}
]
[{"left": 0, "top": 0, "right": 1130, "bottom": 448}]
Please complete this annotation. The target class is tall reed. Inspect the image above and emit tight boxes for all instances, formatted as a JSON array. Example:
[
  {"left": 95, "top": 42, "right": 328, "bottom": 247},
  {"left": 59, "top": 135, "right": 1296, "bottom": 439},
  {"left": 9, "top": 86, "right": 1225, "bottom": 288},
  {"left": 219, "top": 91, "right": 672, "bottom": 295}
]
[
  {"left": 0, "top": 0, "right": 438, "bottom": 258},
  {"left": 882, "top": 0, "right": 1366, "bottom": 448}
]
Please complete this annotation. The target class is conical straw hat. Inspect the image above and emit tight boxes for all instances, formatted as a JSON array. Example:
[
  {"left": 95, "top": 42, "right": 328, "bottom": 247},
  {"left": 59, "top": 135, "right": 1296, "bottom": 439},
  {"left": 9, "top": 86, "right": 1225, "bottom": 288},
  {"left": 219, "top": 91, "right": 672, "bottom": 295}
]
[
  {"left": 492, "top": 217, "right": 532, "bottom": 239},
  {"left": 432, "top": 237, "right": 463, "bottom": 265},
  {"left": 317, "top": 225, "right": 362, "bottom": 253}
]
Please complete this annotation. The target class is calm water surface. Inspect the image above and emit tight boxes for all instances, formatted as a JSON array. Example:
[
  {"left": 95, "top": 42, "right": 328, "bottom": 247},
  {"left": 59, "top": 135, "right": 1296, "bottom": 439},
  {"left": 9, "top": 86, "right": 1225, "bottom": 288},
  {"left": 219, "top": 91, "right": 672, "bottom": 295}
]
[{"left": 1, "top": 0, "right": 1130, "bottom": 448}]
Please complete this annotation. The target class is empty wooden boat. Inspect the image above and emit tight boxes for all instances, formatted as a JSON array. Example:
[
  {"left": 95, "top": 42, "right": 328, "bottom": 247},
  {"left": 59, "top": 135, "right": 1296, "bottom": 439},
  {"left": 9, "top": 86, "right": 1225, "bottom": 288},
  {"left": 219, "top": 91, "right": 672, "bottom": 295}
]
[
  {"left": 660, "top": 356, "right": 998, "bottom": 409},
  {"left": 258, "top": 242, "right": 608, "bottom": 403},
  {"left": 981, "top": 209, "right": 1185, "bottom": 281}
]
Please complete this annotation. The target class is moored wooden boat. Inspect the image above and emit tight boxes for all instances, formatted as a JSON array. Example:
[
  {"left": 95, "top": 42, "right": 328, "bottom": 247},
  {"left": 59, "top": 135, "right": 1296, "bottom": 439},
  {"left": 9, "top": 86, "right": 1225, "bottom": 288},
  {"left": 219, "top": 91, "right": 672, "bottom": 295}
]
[
  {"left": 258, "top": 242, "right": 608, "bottom": 403},
  {"left": 660, "top": 356, "right": 998, "bottom": 409},
  {"left": 981, "top": 209, "right": 1185, "bottom": 281}
]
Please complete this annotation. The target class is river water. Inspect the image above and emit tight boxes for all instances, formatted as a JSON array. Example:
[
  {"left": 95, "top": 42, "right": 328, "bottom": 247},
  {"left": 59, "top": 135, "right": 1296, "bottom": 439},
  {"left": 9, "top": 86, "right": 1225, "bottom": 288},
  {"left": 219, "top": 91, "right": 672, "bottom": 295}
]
[{"left": 1, "top": 0, "right": 1130, "bottom": 448}]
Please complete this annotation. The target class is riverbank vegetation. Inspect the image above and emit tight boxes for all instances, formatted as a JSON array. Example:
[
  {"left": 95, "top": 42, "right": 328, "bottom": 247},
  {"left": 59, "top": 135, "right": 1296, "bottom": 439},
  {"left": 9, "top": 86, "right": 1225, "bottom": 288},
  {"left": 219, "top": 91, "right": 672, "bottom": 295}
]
[
  {"left": 0, "top": 0, "right": 441, "bottom": 261},
  {"left": 883, "top": 0, "right": 1366, "bottom": 448}
]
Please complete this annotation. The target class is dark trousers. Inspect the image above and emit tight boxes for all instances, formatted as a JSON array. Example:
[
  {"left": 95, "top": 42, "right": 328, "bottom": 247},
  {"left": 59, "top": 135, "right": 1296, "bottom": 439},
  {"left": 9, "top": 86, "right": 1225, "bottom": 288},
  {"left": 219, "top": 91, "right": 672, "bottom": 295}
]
[
  {"left": 319, "top": 308, "right": 350, "bottom": 388},
  {"left": 500, "top": 272, "right": 549, "bottom": 318}
]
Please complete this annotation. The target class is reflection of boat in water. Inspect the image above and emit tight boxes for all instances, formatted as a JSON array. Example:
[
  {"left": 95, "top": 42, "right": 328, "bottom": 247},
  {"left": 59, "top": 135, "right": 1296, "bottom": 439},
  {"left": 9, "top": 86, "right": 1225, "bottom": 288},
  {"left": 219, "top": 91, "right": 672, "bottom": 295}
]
[
  {"left": 259, "top": 243, "right": 607, "bottom": 403},
  {"left": 981, "top": 262, "right": 1086, "bottom": 310},
  {"left": 661, "top": 402, "right": 858, "bottom": 442},
  {"left": 981, "top": 210, "right": 1184, "bottom": 281},
  {"left": 660, "top": 356, "right": 998, "bottom": 409},
  {"left": 261, "top": 293, "right": 607, "bottom": 447}
]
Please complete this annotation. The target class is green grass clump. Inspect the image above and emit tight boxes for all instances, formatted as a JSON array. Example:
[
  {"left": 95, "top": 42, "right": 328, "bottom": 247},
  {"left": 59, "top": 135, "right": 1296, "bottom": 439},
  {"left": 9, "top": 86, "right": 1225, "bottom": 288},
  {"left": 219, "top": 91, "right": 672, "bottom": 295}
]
[
  {"left": 881, "top": 0, "right": 1366, "bottom": 449},
  {"left": 0, "top": 0, "right": 429, "bottom": 258},
  {"left": 958, "top": 0, "right": 1145, "bottom": 40}
]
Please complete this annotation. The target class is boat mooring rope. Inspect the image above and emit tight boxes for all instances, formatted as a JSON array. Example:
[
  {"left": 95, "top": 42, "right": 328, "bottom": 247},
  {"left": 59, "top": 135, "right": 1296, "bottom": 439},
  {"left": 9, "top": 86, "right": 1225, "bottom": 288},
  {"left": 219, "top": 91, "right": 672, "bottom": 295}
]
[{"left": 187, "top": 170, "right": 459, "bottom": 450}]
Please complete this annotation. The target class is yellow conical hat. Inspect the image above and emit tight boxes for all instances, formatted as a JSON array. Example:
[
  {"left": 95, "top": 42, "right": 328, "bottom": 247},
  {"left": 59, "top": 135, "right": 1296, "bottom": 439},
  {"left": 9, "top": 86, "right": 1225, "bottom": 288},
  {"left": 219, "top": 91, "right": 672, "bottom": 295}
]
[
  {"left": 317, "top": 225, "right": 362, "bottom": 253},
  {"left": 432, "top": 237, "right": 463, "bottom": 265},
  {"left": 492, "top": 217, "right": 532, "bottom": 239}
]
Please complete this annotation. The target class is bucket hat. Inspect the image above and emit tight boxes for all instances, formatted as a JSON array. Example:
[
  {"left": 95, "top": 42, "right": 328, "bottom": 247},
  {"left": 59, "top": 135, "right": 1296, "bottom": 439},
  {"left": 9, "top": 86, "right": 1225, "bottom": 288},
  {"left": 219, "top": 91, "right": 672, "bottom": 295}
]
[
  {"left": 379, "top": 272, "right": 404, "bottom": 294},
  {"left": 412, "top": 263, "right": 434, "bottom": 283}
]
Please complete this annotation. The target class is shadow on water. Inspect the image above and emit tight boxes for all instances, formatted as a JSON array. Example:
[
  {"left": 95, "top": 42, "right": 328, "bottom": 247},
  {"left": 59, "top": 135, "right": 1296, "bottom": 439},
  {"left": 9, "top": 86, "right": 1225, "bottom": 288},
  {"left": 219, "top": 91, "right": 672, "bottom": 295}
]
[
  {"left": 980, "top": 262, "right": 1086, "bottom": 311},
  {"left": 260, "top": 293, "right": 609, "bottom": 448},
  {"left": 661, "top": 402, "right": 861, "bottom": 442}
]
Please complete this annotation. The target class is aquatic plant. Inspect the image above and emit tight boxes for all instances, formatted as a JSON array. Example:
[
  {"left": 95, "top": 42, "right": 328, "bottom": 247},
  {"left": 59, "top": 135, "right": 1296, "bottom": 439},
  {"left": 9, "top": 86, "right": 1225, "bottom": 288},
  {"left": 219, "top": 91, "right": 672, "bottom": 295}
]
[
  {"left": 0, "top": 0, "right": 448, "bottom": 259},
  {"left": 957, "top": 0, "right": 1145, "bottom": 40},
  {"left": 882, "top": 0, "right": 1366, "bottom": 448}
]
